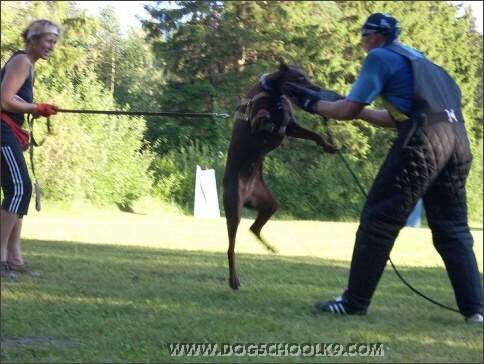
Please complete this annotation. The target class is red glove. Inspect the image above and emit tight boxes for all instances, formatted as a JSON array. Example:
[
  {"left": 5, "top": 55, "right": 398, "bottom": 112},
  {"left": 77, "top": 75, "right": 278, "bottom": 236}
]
[{"left": 34, "top": 103, "right": 58, "bottom": 118}]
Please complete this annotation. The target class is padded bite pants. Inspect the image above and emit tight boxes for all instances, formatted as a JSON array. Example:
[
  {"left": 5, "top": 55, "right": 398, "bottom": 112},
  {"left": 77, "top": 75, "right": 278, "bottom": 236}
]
[{"left": 344, "top": 118, "right": 483, "bottom": 316}]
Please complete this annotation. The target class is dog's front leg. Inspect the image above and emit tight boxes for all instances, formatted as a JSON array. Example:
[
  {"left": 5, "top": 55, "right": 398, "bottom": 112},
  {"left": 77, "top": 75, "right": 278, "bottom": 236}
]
[{"left": 250, "top": 109, "right": 270, "bottom": 134}]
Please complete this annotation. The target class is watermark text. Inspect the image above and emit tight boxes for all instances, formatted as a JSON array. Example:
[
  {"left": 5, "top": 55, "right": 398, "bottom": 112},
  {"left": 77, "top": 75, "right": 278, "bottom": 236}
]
[{"left": 167, "top": 342, "right": 385, "bottom": 357}]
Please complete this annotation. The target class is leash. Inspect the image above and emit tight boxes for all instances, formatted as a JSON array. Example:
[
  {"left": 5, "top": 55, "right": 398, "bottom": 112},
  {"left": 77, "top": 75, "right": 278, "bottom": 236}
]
[
  {"left": 27, "top": 114, "right": 52, "bottom": 212},
  {"left": 323, "top": 117, "right": 460, "bottom": 314},
  {"left": 57, "top": 109, "right": 232, "bottom": 119},
  {"left": 26, "top": 108, "right": 236, "bottom": 210}
]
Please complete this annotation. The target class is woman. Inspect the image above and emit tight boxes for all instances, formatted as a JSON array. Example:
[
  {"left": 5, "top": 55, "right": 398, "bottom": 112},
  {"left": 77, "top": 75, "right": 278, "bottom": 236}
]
[{"left": 1, "top": 19, "right": 61, "bottom": 279}]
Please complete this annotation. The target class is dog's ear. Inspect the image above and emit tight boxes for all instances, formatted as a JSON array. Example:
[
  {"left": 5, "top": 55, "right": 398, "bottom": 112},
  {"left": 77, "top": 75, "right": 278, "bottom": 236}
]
[
  {"left": 279, "top": 60, "right": 301, "bottom": 72},
  {"left": 278, "top": 58, "right": 290, "bottom": 72}
]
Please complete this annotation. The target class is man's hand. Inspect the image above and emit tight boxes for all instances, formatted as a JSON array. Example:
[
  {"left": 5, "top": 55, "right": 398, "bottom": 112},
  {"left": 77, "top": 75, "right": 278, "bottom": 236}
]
[
  {"left": 282, "top": 82, "right": 344, "bottom": 113},
  {"left": 34, "top": 103, "right": 58, "bottom": 118}
]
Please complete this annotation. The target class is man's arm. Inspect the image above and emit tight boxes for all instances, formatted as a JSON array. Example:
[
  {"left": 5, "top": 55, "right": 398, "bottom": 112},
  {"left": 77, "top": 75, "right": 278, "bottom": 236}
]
[
  {"left": 315, "top": 99, "right": 396, "bottom": 128},
  {"left": 358, "top": 108, "right": 396, "bottom": 128}
]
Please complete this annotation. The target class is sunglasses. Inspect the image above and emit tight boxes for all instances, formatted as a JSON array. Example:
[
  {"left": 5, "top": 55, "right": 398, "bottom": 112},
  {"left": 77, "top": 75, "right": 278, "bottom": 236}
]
[{"left": 361, "top": 29, "right": 378, "bottom": 37}]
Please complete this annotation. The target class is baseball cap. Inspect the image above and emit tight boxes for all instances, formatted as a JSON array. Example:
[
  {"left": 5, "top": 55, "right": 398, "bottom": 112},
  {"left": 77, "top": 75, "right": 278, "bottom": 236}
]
[{"left": 361, "top": 12, "right": 401, "bottom": 40}]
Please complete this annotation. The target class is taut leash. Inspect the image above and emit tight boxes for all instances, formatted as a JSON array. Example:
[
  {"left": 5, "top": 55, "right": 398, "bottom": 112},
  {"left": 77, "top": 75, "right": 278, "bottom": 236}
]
[{"left": 57, "top": 109, "right": 232, "bottom": 119}]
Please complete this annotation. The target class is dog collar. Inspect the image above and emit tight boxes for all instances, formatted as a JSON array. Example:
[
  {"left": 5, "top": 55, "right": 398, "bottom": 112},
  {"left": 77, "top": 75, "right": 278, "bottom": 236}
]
[{"left": 259, "top": 73, "right": 272, "bottom": 91}]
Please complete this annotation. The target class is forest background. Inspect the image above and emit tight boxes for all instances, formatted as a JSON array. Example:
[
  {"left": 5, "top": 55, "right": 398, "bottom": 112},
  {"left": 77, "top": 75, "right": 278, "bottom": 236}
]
[{"left": 1, "top": 1, "right": 482, "bottom": 224}]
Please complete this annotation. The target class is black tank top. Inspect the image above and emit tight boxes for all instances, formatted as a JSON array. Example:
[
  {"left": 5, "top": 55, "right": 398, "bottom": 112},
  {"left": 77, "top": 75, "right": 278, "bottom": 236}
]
[{"left": 1, "top": 51, "right": 34, "bottom": 126}]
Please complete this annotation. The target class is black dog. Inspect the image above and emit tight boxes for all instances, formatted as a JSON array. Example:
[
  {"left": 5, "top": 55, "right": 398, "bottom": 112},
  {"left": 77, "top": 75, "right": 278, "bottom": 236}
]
[{"left": 223, "top": 60, "right": 337, "bottom": 290}]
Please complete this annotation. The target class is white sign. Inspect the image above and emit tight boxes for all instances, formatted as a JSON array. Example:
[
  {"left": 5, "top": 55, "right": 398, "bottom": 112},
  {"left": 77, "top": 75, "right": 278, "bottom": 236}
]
[{"left": 194, "top": 165, "right": 220, "bottom": 218}]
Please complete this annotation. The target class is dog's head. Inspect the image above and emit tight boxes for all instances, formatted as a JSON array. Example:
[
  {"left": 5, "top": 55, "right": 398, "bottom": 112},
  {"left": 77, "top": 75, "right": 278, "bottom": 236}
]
[{"left": 268, "top": 59, "right": 322, "bottom": 93}]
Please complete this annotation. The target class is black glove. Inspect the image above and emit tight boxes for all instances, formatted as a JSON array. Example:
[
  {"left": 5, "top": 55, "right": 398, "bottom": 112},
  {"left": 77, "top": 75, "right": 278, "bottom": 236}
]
[{"left": 282, "top": 82, "right": 344, "bottom": 113}]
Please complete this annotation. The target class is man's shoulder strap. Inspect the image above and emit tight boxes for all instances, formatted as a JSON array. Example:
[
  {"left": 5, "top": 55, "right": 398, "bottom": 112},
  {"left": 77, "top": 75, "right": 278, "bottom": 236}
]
[
  {"left": 385, "top": 43, "right": 463, "bottom": 121},
  {"left": 384, "top": 43, "right": 420, "bottom": 61}
]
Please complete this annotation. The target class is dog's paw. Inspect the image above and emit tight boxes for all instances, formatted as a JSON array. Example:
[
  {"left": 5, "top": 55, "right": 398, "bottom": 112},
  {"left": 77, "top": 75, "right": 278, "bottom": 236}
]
[
  {"left": 251, "top": 110, "right": 270, "bottom": 134},
  {"left": 323, "top": 144, "right": 339, "bottom": 154},
  {"left": 317, "top": 138, "right": 339, "bottom": 154}
]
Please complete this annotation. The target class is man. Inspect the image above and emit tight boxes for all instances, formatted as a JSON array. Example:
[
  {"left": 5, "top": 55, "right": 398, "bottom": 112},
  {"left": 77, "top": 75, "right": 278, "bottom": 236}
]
[{"left": 282, "top": 13, "right": 483, "bottom": 323}]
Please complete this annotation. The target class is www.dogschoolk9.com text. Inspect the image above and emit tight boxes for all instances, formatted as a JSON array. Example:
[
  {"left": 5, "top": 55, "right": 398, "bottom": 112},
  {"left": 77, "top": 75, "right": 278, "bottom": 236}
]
[{"left": 168, "top": 342, "right": 385, "bottom": 357}]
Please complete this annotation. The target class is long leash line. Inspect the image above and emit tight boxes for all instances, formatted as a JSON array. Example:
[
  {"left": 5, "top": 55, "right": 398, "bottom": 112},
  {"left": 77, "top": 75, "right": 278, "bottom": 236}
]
[
  {"left": 57, "top": 109, "right": 233, "bottom": 119},
  {"left": 323, "top": 118, "right": 460, "bottom": 314},
  {"left": 27, "top": 107, "right": 236, "bottom": 210}
]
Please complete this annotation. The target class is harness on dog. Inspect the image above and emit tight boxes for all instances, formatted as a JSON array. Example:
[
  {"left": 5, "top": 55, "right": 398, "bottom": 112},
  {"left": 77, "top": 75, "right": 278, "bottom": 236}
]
[
  {"left": 233, "top": 74, "right": 287, "bottom": 134},
  {"left": 234, "top": 91, "right": 286, "bottom": 134},
  {"left": 233, "top": 91, "right": 270, "bottom": 123}
]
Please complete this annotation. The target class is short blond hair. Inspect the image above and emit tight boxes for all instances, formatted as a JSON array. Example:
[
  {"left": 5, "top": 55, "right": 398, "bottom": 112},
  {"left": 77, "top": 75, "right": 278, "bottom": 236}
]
[{"left": 22, "top": 19, "right": 61, "bottom": 44}]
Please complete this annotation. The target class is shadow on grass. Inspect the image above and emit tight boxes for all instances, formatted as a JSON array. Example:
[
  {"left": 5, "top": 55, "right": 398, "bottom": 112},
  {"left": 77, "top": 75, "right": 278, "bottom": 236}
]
[{"left": 1, "top": 239, "right": 482, "bottom": 363}]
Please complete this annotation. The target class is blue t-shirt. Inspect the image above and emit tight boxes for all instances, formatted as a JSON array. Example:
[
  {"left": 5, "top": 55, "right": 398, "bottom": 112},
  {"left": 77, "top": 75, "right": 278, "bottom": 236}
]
[{"left": 347, "top": 43, "right": 425, "bottom": 117}]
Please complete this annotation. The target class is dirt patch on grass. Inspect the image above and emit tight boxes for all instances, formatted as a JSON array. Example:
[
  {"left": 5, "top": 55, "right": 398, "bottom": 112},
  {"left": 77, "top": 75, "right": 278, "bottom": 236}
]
[{"left": 1, "top": 336, "right": 79, "bottom": 347}]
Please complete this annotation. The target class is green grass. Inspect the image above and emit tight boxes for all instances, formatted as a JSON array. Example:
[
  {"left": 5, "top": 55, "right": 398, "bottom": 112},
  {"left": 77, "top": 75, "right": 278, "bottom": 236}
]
[{"left": 1, "top": 203, "right": 483, "bottom": 363}]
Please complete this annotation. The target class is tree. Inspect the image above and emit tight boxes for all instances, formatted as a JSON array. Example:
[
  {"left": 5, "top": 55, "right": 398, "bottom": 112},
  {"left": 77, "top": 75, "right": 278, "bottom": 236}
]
[
  {"left": 140, "top": 1, "right": 482, "bottom": 221},
  {"left": 1, "top": 1, "right": 155, "bottom": 208},
  {"left": 2, "top": 1, "right": 480, "bottom": 222}
]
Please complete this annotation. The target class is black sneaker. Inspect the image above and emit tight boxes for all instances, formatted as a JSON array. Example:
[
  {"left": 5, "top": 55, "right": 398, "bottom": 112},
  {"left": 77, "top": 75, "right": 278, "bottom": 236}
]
[
  {"left": 1, "top": 261, "right": 18, "bottom": 281},
  {"left": 315, "top": 295, "right": 367, "bottom": 315}
]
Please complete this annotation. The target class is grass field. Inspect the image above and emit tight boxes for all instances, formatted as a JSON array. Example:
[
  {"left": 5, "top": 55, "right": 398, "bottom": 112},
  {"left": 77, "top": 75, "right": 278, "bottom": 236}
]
[{"left": 1, "top": 203, "right": 483, "bottom": 363}]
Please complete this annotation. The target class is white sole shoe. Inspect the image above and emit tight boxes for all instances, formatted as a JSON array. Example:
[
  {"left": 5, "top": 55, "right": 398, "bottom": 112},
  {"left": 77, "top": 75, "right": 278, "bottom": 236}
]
[{"left": 465, "top": 313, "right": 483, "bottom": 323}]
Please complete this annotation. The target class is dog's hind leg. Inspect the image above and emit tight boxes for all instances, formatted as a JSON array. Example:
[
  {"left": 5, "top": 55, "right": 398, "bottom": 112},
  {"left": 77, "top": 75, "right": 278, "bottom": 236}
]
[
  {"left": 227, "top": 222, "right": 241, "bottom": 290},
  {"left": 223, "top": 177, "right": 243, "bottom": 290},
  {"left": 246, "top": 177, "right": 278, "bottom": 253}
]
